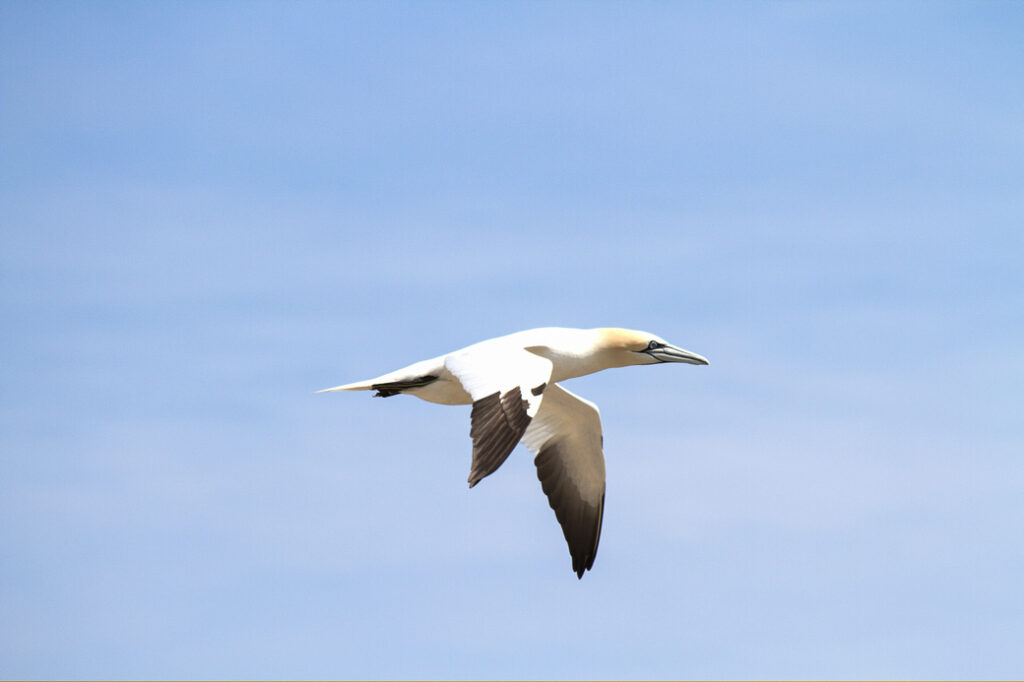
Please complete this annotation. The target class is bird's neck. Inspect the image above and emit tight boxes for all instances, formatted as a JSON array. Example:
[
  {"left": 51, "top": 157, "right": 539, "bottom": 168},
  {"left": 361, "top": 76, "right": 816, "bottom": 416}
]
[{"left": 525, "top": 329, "right": 626, "bottom": 382}]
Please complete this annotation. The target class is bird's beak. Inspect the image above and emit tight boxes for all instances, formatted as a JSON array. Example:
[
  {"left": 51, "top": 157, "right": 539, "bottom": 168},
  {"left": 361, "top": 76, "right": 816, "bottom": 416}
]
[{"left": 649, "top": 344, "right": 709, "bottom": 365}]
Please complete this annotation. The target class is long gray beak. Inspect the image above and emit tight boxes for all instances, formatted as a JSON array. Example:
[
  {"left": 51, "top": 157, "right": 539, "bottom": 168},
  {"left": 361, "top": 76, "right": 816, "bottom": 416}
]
[{"left": 649, "top": 344, "right": 709, "bottom": 365}]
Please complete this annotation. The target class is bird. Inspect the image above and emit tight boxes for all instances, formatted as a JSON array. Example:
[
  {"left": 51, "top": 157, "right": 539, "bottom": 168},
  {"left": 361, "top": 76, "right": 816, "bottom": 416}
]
[{"left": 319, "top": 327, "right": 709, "bottom": 578}]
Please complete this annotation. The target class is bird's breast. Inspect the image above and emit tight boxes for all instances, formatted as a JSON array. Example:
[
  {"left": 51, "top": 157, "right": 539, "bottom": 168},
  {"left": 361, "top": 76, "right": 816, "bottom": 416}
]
[{"left": 536, "top": 350, "right": 607, "bottom": 383}]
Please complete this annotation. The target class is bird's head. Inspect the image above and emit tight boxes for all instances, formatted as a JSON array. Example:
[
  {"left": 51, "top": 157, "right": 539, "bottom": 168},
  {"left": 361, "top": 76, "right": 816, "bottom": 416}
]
[{"left": 595, "top": 328, "right": 710, "bottom": 368}]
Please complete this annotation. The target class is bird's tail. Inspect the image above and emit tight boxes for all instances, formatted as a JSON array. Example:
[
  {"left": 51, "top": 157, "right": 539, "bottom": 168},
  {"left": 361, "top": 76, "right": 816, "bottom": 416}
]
[
  {"left": 316, "top": 380, "right": 375, "bottom": 393},
  {"left": 319, "top": 356, "right": 445, "bottom": 397},
  {"left": 317, "top": 374, "right": 440, "bottom": 397}
]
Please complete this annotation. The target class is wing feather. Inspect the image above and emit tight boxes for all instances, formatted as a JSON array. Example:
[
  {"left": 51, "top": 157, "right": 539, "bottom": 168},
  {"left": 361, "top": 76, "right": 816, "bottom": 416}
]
[
  {"left": 445, "top": 346, "right": 553, "bottom": 487},
  {"left": 521, "top": 384, "right": 606, "bottom": 578}
]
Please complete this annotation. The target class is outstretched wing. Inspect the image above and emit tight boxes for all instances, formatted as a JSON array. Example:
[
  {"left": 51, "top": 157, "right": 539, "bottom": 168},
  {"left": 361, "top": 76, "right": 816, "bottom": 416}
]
[
  {"left": 445, "top": 347, "right": 553, "bottom": 487},
  {"left": 521, "top": 383, "right": 606, "bottom": 579}
]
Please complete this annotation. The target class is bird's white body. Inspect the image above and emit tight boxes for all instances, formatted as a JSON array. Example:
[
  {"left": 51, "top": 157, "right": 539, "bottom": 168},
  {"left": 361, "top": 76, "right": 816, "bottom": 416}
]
[
  {"left": 320, "top": 326, "right": 708, "bottom": 578},
  {"left": 327, "top": 328, "right": 652, "bottom": 405}
]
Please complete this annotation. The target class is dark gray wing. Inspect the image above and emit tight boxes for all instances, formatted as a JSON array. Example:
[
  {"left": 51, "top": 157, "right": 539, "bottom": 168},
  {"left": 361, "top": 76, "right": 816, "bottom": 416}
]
[
  {"left": 521, "top": 383, "right": 606, "bottom": 579},
  {"left": 467, "top": 387, "right": 531, "bottom": 487},
  {"left": 444, "top": 347, "right": 553, "bottom": 487}
]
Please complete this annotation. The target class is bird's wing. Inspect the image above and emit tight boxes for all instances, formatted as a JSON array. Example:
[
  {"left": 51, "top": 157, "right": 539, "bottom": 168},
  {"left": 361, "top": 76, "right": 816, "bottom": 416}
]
[
  {"left": 520, "top": 383, "right": 606, "bottom": 579},
  {"left": 444, "top": 346, "right": 553, "bottom": 487}
]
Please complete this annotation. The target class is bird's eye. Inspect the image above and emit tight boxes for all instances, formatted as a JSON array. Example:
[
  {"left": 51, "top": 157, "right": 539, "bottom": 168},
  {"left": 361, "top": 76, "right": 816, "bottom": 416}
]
[{"left": 648, "top": 340, "right": 660, "bottom": 350}]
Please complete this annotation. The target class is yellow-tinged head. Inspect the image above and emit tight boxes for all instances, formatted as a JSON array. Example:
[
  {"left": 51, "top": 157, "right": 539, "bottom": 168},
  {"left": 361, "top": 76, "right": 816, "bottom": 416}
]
[{"left": 594, "top": 328, "right": 710, "bottom": 367}]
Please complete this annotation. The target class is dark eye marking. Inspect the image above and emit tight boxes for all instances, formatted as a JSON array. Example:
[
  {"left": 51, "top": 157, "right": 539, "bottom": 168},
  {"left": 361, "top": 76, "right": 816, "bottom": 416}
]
[{"left": 648, "top": 340, "right": 664, "bottom": 350}]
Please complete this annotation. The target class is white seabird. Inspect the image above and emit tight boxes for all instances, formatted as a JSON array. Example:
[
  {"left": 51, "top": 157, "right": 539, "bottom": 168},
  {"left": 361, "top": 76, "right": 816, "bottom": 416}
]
[{"left": 319, "top": 327, "right": 709, "bottom": 578}]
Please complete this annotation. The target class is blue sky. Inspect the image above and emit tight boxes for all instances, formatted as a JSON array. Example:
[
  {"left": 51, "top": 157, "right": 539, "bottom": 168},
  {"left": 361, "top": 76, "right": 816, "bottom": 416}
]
[{"left": 1, "top": 1, "right": 1022, "bottom": 678}]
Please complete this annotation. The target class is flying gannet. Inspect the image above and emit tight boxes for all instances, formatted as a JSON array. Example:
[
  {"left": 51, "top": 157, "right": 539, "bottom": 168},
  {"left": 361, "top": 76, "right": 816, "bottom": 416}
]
[{"left": 319, "top": 327, "right": 709, "bottom": 578}]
